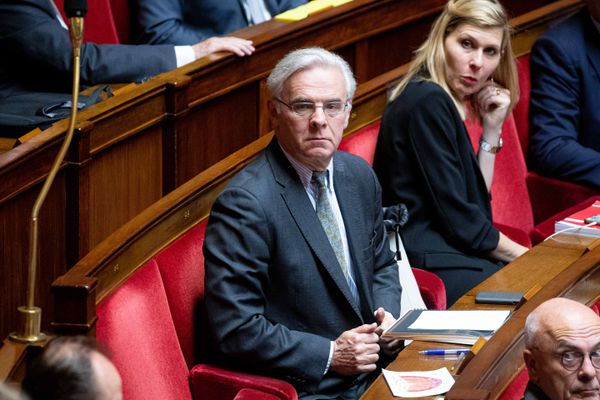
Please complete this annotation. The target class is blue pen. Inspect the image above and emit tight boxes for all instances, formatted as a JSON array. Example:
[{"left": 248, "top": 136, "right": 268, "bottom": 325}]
[{"left": 418, "top": 348, "right": 471, "bottom": 355}]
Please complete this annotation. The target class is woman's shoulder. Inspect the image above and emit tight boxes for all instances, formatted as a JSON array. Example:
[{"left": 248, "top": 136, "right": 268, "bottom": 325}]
[{"left": 390, "top": 79, "right": 454, "bottom": 114}]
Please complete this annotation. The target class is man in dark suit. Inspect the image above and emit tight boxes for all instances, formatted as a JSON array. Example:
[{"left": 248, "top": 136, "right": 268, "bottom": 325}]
[
  {"left": 136, "top": 0, "right": 306, "bottom": 45},
  {"left": 522, "top": 298, "right": 600, "bottom": 400},
  {"left": 203, "top": 47, "right": 402, "bottom": 399},
  {"left": 0, "top": 0, "right": 254, "bottom": 98},
  {"left": 528, "top": 0, "right": 600, "bottom": 190}
]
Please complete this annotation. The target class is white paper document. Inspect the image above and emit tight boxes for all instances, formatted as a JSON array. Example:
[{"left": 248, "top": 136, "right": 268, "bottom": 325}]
[
  {"left": 408, "top": 310, "right": 510, "bottom": 331},
  {"left": 382, "top": 367, "right": 455, "bottom": 398}
]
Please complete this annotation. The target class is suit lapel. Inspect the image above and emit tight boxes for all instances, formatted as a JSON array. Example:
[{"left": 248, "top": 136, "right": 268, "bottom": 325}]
[
  {"left": 267, "top": 143, "right": 363, "bottom": 320},
  {"left": 333, "top": 156, "right": 373, "bottom": 317}
]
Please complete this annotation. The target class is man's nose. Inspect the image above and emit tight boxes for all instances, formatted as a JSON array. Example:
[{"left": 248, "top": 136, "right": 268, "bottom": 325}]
[
  {"left": 309, "top": 105, "right": 327, "bottom": 127},
  {"left": 578, "top": 355, "right": 597, "bottom": 381}
]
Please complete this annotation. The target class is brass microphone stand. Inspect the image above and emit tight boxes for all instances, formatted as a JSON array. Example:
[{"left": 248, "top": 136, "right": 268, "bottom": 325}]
[{"left": 9, "top": 17, "right": 84, "bottom": 343}]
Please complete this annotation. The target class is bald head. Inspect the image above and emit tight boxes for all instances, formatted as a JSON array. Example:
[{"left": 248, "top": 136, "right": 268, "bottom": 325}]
[{"left": 523, "top": 298, "right": 600, "bottom": 400}]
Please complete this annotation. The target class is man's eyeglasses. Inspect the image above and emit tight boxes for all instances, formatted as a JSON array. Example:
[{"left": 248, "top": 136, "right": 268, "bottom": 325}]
[
  {"left": 558, "top": 351, "right": 600, "bottom": 371},
  {"left": 274, "top": 98, "right": 349, "bottom": 118}
]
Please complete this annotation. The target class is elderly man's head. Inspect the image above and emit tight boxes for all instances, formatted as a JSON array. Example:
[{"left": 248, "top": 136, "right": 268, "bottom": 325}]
[
  {"left": 266, "top": 48, "right": 356, "bottom": 171},
  {"left": 22, "top": 336, "right": 122, "bottom": 400},
  {"left": 524, "top": 298, "right": 600, "bottom": 400}
]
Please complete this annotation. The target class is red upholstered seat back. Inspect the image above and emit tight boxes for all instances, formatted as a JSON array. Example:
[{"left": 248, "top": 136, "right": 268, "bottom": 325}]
[
  {"left": 514, "top": 55, "right": 531, "bottom": 160},
  {"left": 338, "top": 122, "right": 381, "bottom": 166},
  {"left": 155, "top": 221, "right": 207, "bottom": 367},
  {"left": 109, "top": 0, "right": 133, "bottom": 43},
  {"left": 53, "top": 0, "right": 120, "bottom": 44},
  {"left": 96, "top": 259, "right": 193, "bottom": 400},
  {"left": 465, "top": 114, "right": 535, "bottom": 238}
]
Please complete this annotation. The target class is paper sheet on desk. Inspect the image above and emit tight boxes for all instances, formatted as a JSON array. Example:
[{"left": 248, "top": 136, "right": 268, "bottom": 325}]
[
  {"left": 408, "top": 310, "right": 510, "bottom": 331},
  {"left": 382, "top": 367, "right": 455, "bottom": 398}
]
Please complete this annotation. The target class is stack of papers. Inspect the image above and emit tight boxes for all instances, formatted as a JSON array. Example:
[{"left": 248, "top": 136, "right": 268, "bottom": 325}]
[
  {"left": 275, "top": 0, "right": 353, "bottom": 21},
  {"left": 383, "top": 309, "right": 511, "bottom": 345}
]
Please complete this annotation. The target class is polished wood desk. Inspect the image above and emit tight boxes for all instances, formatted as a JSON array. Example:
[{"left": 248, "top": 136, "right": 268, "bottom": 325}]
[{"left": 362, "top": 234, "right": 600, "bottom": 400}]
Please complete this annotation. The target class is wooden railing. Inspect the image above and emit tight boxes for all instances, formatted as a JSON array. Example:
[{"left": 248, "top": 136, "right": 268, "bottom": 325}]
[{"left": 0, "top": 0, "right": 582, "bottom": 342}]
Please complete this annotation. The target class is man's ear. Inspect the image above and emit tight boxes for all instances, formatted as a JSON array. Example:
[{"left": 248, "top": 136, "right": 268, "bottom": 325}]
[{"left": 523, "top": 349, "right": 539, "bottom": 382}]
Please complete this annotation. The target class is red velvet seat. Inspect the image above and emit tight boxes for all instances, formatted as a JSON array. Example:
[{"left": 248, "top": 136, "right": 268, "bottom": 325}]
[
  {"left": 512, "top": 54, "right": 600, "bottom": 224},
  {"left": 96, "top": 221, "right": 298, "bottom": 400}
]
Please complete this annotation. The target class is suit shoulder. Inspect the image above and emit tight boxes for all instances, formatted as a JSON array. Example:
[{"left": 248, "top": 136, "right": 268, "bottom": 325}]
[
  {"left": 536, "top": 11, "right": 585, "bottom": 50},
  {"left": 389, "top": 79, "right": 452, "bottom": 114}
]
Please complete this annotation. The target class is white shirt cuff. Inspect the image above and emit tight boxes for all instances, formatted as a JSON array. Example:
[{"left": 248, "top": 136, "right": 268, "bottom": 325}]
[
  {"left": 324, "top": 341, "right": 334, "bottom": 375},
  {"left": 174, "top": 46, "right": 196, "bottom": 68}
]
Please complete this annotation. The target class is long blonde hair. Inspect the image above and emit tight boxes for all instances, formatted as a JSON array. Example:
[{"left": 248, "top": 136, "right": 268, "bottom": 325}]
[{"left": 390, "top": 0, "right": 519, "bottom": 119}]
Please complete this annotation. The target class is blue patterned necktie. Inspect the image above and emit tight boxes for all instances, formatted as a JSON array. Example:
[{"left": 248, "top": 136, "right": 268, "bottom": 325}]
[{"left": 312, "top": 171, "right": 359, "bottom": 304}]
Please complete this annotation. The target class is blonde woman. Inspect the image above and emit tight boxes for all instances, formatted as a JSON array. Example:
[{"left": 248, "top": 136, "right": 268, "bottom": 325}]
[{"left": 373, "top": 0, "right": 528, "bottom": 305}]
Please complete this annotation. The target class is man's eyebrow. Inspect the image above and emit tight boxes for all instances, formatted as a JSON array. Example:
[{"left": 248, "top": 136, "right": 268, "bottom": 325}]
[{"left": 290, "top": 97, "right": 344, "bottom": 103}]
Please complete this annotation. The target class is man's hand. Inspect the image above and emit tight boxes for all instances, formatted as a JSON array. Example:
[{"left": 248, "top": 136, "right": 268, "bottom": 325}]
[
  {"left": 192, "top": 37, "right": 255, "bottom": 59},
  {"left": 330, "top": 323, "right": 380, "bottom": 376},
  {"left": 374, "top": 307, "right": 403, "bottom": 358}
]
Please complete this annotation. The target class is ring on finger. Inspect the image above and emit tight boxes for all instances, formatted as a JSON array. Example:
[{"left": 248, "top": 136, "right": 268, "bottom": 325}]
[{"left": 495, "top": 88, "right": 500, "bottom": 96}]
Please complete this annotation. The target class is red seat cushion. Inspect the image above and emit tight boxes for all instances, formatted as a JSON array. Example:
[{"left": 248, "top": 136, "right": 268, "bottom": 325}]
[
  {"left": 412, "top": 268, "right": 446, "bottom": 310},
  {"left": 155, "top": 221, "right": 207, "bottom": 367},
  {"left": 498, "top": 368, "right": 529, "bottom": 400},
  {"left": 514, "top": 55, "right": 531, "bottom": 160},
  {"left": 338, "top": 122, "right": 381, "bottom": 166},
  {"left": 465, "top": 114, "right": 535, "bottom": 240},
  {"left": 97, "top": 259, "right": 192, "bottom": 400},
  {"left": 190, "top": 364, "right": 298, "bottom": 400}
]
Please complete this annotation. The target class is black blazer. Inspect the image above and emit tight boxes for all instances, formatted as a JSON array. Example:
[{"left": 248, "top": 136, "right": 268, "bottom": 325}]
[
  {"left": 373, "top": 79, "right": 500, "bottom": 271},
  {"left": 0, "top": 0, "right": 176, "bottom": 98},
  {"left": 204, "top": 140, "right": 400, "bottom": 394}
]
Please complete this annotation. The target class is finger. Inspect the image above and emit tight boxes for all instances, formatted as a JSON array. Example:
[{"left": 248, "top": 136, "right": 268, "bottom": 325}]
[
  {"left": 352, "top": 323, "right": 378, "bottom": 334},
  {"left": 374, "top": 307, "right": 385, "bottom": 324}
]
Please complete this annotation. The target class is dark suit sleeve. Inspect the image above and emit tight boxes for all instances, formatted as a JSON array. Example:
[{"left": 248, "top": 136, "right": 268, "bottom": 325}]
[
  {"left": 135, "top": 0, "right": 212, "bottom": 45},
  {"left": 529, "top": 34, "right": 600, "bottom": 188},
  {"left": 0, "top": 0, "right": 176, "bottom": 87},
  {"left": 204, "top": 187, "right": 331, "bottom": 387},
  {"left": 270, "top": 0, "right": 308, "bottom": 13},
  {"left": 408, "top": 91, "right": 499, "bottom": 253}
]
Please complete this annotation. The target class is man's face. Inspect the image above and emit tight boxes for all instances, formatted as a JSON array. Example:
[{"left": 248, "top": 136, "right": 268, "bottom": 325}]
[
  {"left": 269, "top": 65, "right": 351, "bottom": 171},
  {"left": 526, "top": 321, "right": 600, "bottom": 399}
]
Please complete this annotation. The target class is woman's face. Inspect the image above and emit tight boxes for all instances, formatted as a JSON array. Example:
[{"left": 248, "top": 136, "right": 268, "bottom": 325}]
[{"left": 443, "top": 23, "right": 504, "bottom": 100}]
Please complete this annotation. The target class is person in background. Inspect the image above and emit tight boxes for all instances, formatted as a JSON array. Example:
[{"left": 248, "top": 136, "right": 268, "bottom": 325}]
[
  {"left": 528, "top": 0, "right": 600, "bottom": 190},
  {"left": 0, "top": 0, "right": 255, "bottom": 99},
  {"left": 523, "top": 297, "right": 600, "bottom": 400},
  {"left": 204, "top": 47, "right": 402, "bottom": 399},
  {"left": 373, "top": 0, "right": 528, "bottom": 306},
  {"left": 136, "top": 0, "right": 306, "bottom": 46},
  {"left": 22, "top": 336, "right": 123, "bottom": 400}
]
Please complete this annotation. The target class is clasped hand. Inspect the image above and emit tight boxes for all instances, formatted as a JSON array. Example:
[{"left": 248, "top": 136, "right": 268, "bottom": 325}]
[{"left": 330, "top": 307, "right": 402, "bottom": 376}]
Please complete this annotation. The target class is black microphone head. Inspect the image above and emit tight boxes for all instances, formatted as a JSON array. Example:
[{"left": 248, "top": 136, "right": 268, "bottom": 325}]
[{"left": 64, "top": 0, "right": 88, "bottom": 17}]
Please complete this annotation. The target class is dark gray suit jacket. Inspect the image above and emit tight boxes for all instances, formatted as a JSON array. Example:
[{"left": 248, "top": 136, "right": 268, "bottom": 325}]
[
  {"left": 529, "top": 9, "right": 600, "bottom": 189},
  {"left": 136, "top": 0, "right": 306, "bottom": 45},
  {"left": 204, "top": 140, "right": 400, "bottom": 395},
  {"left": 0, "top": 0, "right": 176, "bottom": 98}
]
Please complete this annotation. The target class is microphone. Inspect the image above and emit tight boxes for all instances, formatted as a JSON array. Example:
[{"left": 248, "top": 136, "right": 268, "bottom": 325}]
[
  {"left": 64, "top": 0, "right": 87, "bottom": 51},
  {"left": 64, "top": 0, "right": 88, "bottom": 18}
]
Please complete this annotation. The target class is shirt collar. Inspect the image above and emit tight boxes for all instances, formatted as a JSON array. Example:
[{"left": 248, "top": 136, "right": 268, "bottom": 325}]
[{"left": 278, "top": 144, "right": 334, "bottom": 190}]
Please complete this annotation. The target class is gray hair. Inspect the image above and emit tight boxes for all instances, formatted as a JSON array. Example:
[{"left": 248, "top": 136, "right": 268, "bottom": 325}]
[{"left": 266, "top": 47, "right": 356, "bottom": 101}]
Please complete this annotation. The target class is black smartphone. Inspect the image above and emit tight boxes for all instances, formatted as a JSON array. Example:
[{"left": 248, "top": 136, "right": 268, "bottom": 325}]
[{"left": 475, "top": 291, "right": 524, "bottom": 305}]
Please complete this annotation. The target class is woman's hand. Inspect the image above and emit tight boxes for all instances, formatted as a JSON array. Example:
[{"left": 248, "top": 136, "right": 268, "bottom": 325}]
[{"left": 476, "top": 81, "right": 510, "bottom": 143}]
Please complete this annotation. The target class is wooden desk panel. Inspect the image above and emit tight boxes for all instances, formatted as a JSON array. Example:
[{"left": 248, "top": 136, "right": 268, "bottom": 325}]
[{"left": 361, "top": 235, "right": 600, "bottom": 400}]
